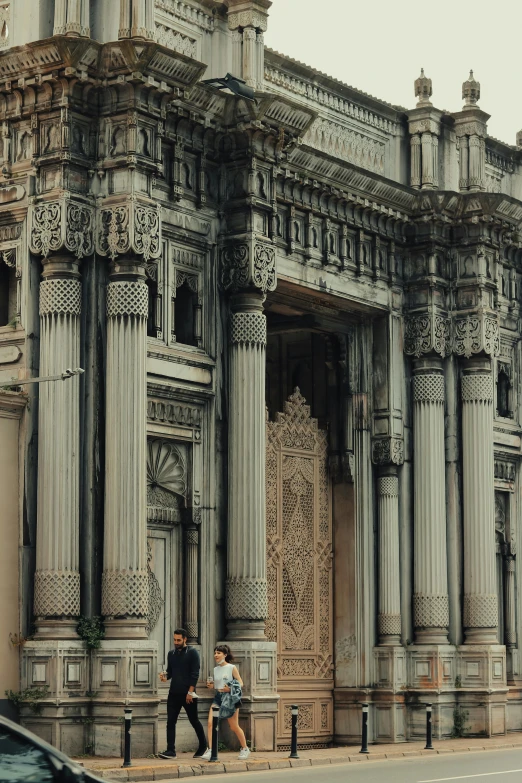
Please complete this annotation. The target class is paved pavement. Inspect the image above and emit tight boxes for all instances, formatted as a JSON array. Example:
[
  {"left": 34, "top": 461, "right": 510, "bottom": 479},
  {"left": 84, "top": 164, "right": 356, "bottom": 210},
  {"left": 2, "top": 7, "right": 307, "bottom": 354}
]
[{"left": 77, "top": 736, "right": 522, "bottom": 781}]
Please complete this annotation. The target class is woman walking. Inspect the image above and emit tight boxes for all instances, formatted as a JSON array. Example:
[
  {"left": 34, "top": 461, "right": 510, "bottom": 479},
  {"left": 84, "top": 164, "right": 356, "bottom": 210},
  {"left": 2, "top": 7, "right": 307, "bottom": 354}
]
[{"left": 201, "top": 644, "right": 250, "bottom": 761}]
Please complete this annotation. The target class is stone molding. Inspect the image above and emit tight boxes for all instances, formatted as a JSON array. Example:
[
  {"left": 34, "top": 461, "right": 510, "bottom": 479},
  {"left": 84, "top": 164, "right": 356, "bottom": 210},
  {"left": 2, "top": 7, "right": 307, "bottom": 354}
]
[
  {"left": 29, "top": 200, "right": 94, "bottom": 260},
  {"left": 101, "top": 569, "right": 149, "bottom": 618},
  {"left": 39, "top": 278, "right": 82, "bottom": 317},
  {"left": 372, "top": 436, "right": 404, "bottom": 466},
  {"left": 230, "top": 311, "right": 267, "bottom": 346},
  {"left": 454, "top": 313, "right": 500, "bottom": 358},
  {"left": 106, "top": 280, "right": 149, "bottom": 319},
  {"left": 413, "top": 374, "right": 445, "bottom": 403},
  {"left": 34, "top": 570, "right": 81, "bottom": 618},
  {"left": 96, "top": 202, "right": 161, "bottom": 263},
  {"left": 404, "top": 313, "right": 450, "bottom": 358},
  {"left": 413, "top": 594, "right": 450, "bottom": 629},
  {"left": 464, "top": 593, "right": 498, "bottom": 628},
  {"left": 220, "top": 241, "right": 277, "bottom": 294},
  {"left": 461, "top": 374, "right": 494, "bottom": 403},
  {"left": 226, "top": 577, "right": 269, "bottom": 620}
]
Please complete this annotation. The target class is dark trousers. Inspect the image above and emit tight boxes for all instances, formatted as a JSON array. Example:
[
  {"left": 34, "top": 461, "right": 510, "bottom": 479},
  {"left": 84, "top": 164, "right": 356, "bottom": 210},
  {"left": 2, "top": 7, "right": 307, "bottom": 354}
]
[{"left": 166, "top": 692, "right": 207, "bottom": 752}]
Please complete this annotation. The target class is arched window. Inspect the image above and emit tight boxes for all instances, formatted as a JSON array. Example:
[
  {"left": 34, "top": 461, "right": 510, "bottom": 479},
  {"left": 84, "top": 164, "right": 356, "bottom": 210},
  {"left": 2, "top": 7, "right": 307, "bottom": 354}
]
[{"left": 497, "top": 365, "right": 512, "bottom": 418}]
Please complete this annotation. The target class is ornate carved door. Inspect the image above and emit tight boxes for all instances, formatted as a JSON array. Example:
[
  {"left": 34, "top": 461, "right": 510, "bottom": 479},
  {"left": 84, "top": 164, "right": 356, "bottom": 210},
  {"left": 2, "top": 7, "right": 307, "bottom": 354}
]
[{"left": 266, "top": 390, "right": 334, "bottom": 748}]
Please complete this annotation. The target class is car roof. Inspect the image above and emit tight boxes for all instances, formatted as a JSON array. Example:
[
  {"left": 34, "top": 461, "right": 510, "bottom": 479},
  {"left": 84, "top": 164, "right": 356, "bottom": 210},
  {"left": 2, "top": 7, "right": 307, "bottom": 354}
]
[{"left": 0, "top": 715, "right": 105, "bottom": 782}]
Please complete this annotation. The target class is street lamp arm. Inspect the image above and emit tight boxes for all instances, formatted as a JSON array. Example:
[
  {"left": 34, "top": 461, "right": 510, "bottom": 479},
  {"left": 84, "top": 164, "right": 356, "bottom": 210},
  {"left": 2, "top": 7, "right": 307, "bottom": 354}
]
[{"left": 1, "top": 367, "right": 85, "bottom": 388}]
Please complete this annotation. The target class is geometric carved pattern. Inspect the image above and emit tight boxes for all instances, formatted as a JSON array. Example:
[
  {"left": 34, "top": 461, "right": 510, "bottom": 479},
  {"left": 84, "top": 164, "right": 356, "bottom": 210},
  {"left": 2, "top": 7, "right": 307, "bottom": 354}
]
[
  {"left": 34, "top": 570, "right": 81, "bottom": 618},
  {"left": 464, "top": 594, "right": 498, "bottom": 628},
  {"left": 267, "top": 389, "right": 333, "bottom": 745},
  {"left": 454, "top": 314, "right": 500, "bottom": 359},
  {"left": 372, "top": 437, "right": 404, "bottom": 466},
  {"left": 413, "top": 374, "right": 445, "bottom": 403},
  {"left": 97, "top": 204, "right": 161, "bottom": 263},
  {"left": 146, "top": 438, "right": 186, "bottom": 524},
  {"left": 220, "top": 241, "right": 276, "bottom": 294},
  {"left": 30, "top": 200, "right": 94, "bottom": 259},
  {"left": 101, "top": 569, "right": 149, "bottom": 618},
  {"left": 39, "top": 278, "right": 82, "bottom": 316},
  {"left": 414, "top": 594, "right": 450, "bottom": 629},
  {"left": 378, "top": 476, "right": 399, "bottom": 497},
  {"left": 378, "top": 613, "right": 401, "bottom": 636},
  {"left": 461, "top": 374, "right": 494, "bottom": 403},
  {"left": 230, "top": 312, "right": 267, "bottom": 346},
  {"left": 106, "top": 280, "right": 148, "bottom": 318},
  {"left": 225, "top": 577, "right": 268, "bottom": 620},
  {"left": 404, "top": 313, "right": 450, "bottom": 358}
]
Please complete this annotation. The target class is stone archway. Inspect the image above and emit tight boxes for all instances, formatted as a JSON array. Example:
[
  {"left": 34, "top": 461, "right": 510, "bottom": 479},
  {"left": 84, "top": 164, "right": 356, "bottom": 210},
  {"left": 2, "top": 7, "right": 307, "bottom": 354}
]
[{"left": 266, "top": 389, "right": 334, "bottom": 748}]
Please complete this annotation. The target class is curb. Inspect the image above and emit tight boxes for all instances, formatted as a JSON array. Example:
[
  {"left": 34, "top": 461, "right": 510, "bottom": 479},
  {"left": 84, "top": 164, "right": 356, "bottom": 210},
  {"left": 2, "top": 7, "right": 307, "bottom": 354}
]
[{"left": 85, "top": 741, "right": 522, "bottom": 781}]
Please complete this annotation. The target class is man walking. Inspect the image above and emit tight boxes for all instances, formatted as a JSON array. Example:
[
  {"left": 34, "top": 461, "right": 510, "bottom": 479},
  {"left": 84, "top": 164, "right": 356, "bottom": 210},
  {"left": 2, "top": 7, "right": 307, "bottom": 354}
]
[{"left": 159, "top": 628, "right": 208, "bottom": 759}]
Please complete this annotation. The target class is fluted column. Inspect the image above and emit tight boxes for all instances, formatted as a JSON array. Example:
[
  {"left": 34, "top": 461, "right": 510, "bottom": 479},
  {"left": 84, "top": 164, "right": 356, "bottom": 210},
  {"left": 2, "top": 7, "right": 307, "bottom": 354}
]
[
  {"left": 119, "top": 0, "right": 154, "bottom": 39},
  {"left": 421, "top": 132, "right": 434, "bottom": 188},
  {"left": 413, "top": 359, "right": 449, "bottom": 643},
  {"left": 504, "top": 555, "right": 516, "bottom": 648},
  {"left": 226, "top": 291, "right": 268, "bottom": 640},
  {"left": 54, "top": 0, "right": 90, "bottom": 36},
  {"left": 102, "top": 259, "right": 149, "bottom": 639},
  {"left": 377, "top": 468, "right": 401, "bottom": 645},
  {"left": 184, "top": 523, "right": 199, "bottom": 644},
  {"left": 34, "top": 259, "right": 82, "bottom": 639},
  {"left": 462, "top": 361, "right": 498, "bottom": 643},
  {"left": 410, "top": 134, "right": 421, "bottom": 188}
]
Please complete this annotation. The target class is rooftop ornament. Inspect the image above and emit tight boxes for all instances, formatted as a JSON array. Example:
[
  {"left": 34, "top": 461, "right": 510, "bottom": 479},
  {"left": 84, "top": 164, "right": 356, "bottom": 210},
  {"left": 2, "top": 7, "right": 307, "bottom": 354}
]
[
  {"left": 414, "top": 68, "right": 433, "bottom": 108},
  {"left": 462, "top": 70, "right": 480, "bottom": 108}
]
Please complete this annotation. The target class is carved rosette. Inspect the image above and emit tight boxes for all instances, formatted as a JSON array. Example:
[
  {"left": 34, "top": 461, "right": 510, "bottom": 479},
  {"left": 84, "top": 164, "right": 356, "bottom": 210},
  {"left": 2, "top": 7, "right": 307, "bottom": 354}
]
[
  {"left": 372, "top": 437, "right": 404, "bottom": 466},
  {"left": 96, "top": 201, "right": 161, "bottom": 263},
  {"left": 404, "top": 312, "right": 450, "bottom": 358},
  {"left": 29, "top": 200, "right": 94, "bottom": 259},
  {"left": 453, "top": 313, "right": 500, "bottom": 359},
  {"left": 220, "top": 240, "right": 277, "bottom": 294}
]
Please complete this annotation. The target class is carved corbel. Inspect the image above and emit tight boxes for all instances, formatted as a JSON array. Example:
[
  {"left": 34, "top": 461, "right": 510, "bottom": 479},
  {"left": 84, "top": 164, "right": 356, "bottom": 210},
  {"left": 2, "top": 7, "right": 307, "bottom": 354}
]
[
  {"left": 453, "top": 310, "right": 500, "bottom": 359},
  {"left": 29, "top": 198, "right": 94, "bottom": 259},
  {"left": 96, "top": 199, "right": 161, "bottom": 262},
  {"left": 220, "top": 239, "right": 277, "bottom": 294},
  {"left": 404, "top": 310, "right": 451, "bottom": 358},
  {"left": 372, "top": 436, "right": 404, "bottom": 466}
]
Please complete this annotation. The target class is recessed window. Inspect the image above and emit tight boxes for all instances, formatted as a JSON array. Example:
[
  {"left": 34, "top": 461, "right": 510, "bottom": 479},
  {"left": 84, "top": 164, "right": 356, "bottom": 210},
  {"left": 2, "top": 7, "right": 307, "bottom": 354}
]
[
  {"left": 174, "top": 280, "right": 198, "bottom": 347},
  {"left": 0, "top": 257, "right": 16, "bottom": 327}
]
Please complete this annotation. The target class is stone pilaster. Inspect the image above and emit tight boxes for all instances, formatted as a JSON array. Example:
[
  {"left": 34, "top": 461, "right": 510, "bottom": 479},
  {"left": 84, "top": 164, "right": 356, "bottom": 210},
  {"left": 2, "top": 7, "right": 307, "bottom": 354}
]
[
  {"left": 504, "top": 555, "right": 516, "bottom": 648},
  {"left": 34, "top": 260, "right": 82, "bottom": 638},
  {"left": 226, "top": 291, "right": 268, "bottom": 640},
  {"left": 412, "top": 359, "right": 449, "bottom": 643},
  {"left": 184, "top": 523, "right": 200, "bottom": 644},
  {"left": 102, "top": 260, "right": 149, "bottom": 639},
  {"left": 377, "top": 468, "right": 401, "bottom": 645},
  {"left": 461, "top": 360, "right": 498, "bottom": 643}
]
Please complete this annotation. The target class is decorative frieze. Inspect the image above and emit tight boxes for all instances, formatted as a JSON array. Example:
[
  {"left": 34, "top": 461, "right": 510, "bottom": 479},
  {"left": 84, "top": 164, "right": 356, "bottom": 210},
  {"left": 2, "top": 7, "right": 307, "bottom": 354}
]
[
  {"left": 305, "top": 118, "right": 385, "bottom": 175},
  {"left": 372, "top": 436, "right": 404, "bottom": 466},
  {"left": 147, "top": 400, "right": 201, "bottom": 428},
  {"left": 96, "top": 202, "right": 161, "bottom": 263},
  {"left": 30, "top": 200, "right": 94, "bottom": 259},
  {"left": 220, "top": 241, "right": 277, "bottom": 294},
  {"left": 155, "top": 23, "right": 197, "bottom": 58},
  {"left": 155, "top": 0, "right": 214, "bottom": 31},
  {"left": 404, "top": 313, "right": 450, "bottom": 358}
]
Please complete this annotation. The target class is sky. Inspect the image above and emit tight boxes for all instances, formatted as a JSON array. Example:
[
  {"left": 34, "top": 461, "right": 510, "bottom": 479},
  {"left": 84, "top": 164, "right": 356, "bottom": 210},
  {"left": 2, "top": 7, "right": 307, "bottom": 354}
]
[{"left": 265, "top": 0, "right": 520, "bottom": 146}]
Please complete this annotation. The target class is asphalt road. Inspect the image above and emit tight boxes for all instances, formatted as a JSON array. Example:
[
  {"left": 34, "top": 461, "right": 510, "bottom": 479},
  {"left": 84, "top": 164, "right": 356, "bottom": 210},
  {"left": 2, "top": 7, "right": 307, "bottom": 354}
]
[{"left": 199, "top": 749, "right": 522, "bottom": 783}]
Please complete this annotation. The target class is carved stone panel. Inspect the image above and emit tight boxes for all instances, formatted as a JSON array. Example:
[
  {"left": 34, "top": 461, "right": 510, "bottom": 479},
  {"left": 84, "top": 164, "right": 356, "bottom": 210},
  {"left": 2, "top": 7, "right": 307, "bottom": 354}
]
[{"left": 266, "top": 389, "right": 333, "bottom": 746}]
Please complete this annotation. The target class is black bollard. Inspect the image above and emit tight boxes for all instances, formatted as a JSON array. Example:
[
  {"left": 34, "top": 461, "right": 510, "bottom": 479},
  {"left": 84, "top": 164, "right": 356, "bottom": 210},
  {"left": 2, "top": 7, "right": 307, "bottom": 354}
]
[
  {"left": 289, "top": 705, "right": 299, "bottom": 759},
  {"left": 360, "top": 703, "right": 369, "bottom": 754},
  {"left": 122, "top": 708, "right": 133, "bottom": 768},
  {"left": 210, "top": 703, "right": 220, "bottom": 762},
  {"left": 425, "top": 703, "right": 434, "bottom": 750}
]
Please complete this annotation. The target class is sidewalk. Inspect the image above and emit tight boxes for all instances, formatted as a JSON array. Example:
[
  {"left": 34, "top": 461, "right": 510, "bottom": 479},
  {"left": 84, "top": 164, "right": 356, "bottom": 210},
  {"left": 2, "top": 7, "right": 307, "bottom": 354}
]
[{"left": 77, "top": 735, "right": 522, "bottom": 781}]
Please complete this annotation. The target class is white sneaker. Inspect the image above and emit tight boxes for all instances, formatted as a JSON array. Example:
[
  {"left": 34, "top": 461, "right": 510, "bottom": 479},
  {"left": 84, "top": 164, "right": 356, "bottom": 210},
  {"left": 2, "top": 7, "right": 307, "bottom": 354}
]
[
  {"left": 238, "top": 747, "right": 251, "bottom": 760},
  {"left": 201, "top": 749, "right": 212, "bottom": 761}
]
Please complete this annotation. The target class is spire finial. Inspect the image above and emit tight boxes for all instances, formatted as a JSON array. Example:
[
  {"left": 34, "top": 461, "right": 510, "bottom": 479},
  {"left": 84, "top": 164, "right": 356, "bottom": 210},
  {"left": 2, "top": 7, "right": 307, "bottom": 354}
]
[
  {"left": 414, "top": 68, "right": 432, "bottom": 107},
  {"left": 463, "top": 70, "right": 480, "bottom": 108}
]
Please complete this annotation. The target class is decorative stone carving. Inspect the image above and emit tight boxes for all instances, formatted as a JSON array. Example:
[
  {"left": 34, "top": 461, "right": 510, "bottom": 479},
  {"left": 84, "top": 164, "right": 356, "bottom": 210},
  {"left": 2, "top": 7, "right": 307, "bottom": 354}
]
[
  {"left": 413, "top": 374, "right": 445, "bottom": 403},
  {"left": 226, "top": 577, "right": 268, "bottom": 620},
  {"left": 146, "top": 540, "right": 163, "bottom": 636},
  {"left": 155, "top": 23, "right": 197, "bottom": 57},
  {"left": 454, "top": 314, "right": 500, "bottom": 358},
  {"left": 30, "top": 200, "right": 94, "bottom": 259},
  {"left": 39, "top": 278, "right": 81, "bottom": 316},
  {"left": 220, "top": 241, "right": 277, "bottom": 294},
  {"left": 305, "top": 118, "right": 385, "bottom": 174},
  {"left": 0, "top": 3, "right": 10, "bottom": 49},
  {"left": 404, "top": 313, "right": 450, "bottom": 358},
  {"left": 96, "top": 202, "right": 161, "bottom": 262},
  {"left": 414, "top": 594, "right": 450, "bottom": 629},
  {"left": 378, "top": 476, "right": 398, "bottom": 496},
  {"left": 147, "top": 439, "right": 186, "bottom": 524},
  {"left": 230, "top": 312, "right": 267, "bottom": 346},
  {"left": 463, "top": 594, "right": 498, "bottom": 628},
  {"left": 147, "top": 400, "right": 201, "bottom": 428},
  {"left": 379, "top": 614, "right": 401, "bottom": 636},
  {"left": 495, "top": 459, "right": 516, "bottom": 483},
  {"left": 34, "top": 570, "right": 81, "bottom": 618},
  {"left": 102, "top": 570, "right": 149, "bottom": 618},
  {"left": 372, "top": 436, "right": 404, "bottom": 466},
  {"left": 461, "top": 374, "right": 494, "bottom": 402},
  {"left": 106, "top": 281, "right": 148, "bottom": 319}
]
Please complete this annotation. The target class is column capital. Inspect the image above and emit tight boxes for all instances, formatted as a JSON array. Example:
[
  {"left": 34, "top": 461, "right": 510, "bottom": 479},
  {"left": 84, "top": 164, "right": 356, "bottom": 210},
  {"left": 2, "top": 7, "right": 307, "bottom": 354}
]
[
  {"left": 372, "top": 436, "right": 404, "bottom": 466},
  {"left": 404, "top": 311, "right": 450, "bottom": 358},
  {"left": 96, "top": 199, "right": 161, "bottom": 263},
  {"left": 453, "top": 310, "right": 499, "bottom": 358},
  {"left": 225, "top": 0, "right": 271, "bottom": 30},
  {"left": 220, "top": 238, "right": 276, "bottom": 295},
  {"left": 29, "top": 197, "right": 94, "bottom": 260}
]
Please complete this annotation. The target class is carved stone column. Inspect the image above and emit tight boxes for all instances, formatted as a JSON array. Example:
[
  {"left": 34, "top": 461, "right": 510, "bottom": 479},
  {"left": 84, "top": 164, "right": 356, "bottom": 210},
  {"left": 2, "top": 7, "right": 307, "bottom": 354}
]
[
  {"left": 504, "top": 554, "right": 516, "bottom": 649},
  {"left": 226, "top": 0, "right": 271, "bottom": 90},
  {"left": 97, "top": 201, "right": 161, "bottom": 639},
  {"left": 54, "top": 0, "right": 90, "bottom": 36},
  {"left": 461, "top": 360, "right": 498, "bottom": 643},
  {"left": 184, "top": 517, "right": 200, "bottom": 645},
  {"left": 377, "top": 467, "right": 401, "bottom": 645},
  {"left": 119, "top": 0, "right": 154, "bottom": 39},
  {"left": 29, "top": 199, "right": 93, "bottom": 639},
  {"left": 412, "top": 359, "right": 449, "bottom": 643}
]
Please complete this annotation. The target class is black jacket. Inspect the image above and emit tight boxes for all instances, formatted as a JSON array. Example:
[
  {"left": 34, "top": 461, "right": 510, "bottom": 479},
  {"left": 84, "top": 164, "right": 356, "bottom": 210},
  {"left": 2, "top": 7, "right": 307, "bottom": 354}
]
[{"left": 166, "top": 645, "right": 200, "bottom": 694}]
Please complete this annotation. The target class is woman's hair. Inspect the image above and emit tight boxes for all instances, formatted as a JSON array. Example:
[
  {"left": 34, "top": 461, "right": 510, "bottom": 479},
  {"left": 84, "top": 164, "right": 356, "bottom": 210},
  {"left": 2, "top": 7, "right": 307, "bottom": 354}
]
[{"left": 214, "top": 644, "right": 234, "bottom": 663}]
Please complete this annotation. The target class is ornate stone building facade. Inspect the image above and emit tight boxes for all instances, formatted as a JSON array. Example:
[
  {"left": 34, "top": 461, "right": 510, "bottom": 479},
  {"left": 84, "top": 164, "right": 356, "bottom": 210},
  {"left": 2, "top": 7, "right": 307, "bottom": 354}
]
[{"left": 1, "top": 0, "right": 522, "bottom": 755}]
